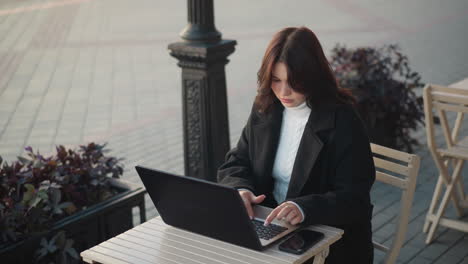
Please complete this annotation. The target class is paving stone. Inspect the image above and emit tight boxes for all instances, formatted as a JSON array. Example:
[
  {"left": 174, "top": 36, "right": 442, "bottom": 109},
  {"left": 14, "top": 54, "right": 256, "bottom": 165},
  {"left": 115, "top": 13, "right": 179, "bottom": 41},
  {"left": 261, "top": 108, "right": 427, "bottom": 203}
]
[
  {"left": 407, "top": 256, "right": 433, "bottom": 264},
  {"left": 461, "top": 257, "right": 468, "bottom": 264},
  {"left": 433, "top": 234, "right": 468, "bottom": 264},
  {"left": 398, "top": 243, "right": 424, "bottom": 263},
  {"left": 419, "top": 240, "right": 451, "bottom": 260}
]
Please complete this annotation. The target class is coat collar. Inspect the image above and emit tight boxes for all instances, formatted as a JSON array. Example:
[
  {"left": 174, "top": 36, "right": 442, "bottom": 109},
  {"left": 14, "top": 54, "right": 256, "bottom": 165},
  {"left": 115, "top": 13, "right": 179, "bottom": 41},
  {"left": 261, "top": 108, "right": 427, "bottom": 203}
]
[
  {"left": 255, "top": 100, "right": 336, "bottom": 132},
  {"left": 253, "top": 100, "right": 337, "bottom": 199}
]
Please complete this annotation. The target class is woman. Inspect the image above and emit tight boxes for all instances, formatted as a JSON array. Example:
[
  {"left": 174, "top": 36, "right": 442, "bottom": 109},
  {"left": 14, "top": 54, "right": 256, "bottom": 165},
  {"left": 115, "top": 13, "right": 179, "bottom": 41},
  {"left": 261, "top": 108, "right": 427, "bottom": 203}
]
[{"left": 217, "top": 27, "right": 375, "bottom": 263}]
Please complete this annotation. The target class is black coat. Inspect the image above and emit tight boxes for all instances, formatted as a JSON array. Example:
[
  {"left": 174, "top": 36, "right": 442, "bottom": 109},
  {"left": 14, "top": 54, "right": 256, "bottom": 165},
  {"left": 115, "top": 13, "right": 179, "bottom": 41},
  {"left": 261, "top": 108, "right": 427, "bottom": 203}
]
[{"left": 217, "top": 101, "right": 375, "bottom": 264}]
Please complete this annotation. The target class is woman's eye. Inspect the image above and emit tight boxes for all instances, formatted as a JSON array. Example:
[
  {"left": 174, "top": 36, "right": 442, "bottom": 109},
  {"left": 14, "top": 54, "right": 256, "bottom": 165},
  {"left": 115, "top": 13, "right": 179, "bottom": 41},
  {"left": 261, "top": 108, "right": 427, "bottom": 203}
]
[{"left": 272, "top": 79, "right": 280, "bottom": 83}]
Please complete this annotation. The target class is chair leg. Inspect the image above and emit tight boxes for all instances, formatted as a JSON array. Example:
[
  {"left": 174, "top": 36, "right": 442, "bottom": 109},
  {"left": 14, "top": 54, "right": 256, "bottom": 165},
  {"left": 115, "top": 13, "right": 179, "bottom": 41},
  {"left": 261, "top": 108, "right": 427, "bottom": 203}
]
[
  {"left": 456, "top": 177, "right": 466, "bottom": 203},
  {"left": 425, "top": 159, "right": 464, "bottom": 244},
  {"left": 445, "top": 158, "right": 464, "bottom": 217},
  {"left": 457, "top": 181, "right": 468, "bottom": 209},
  {"left": 425, "top": 158, "right": 464, "bottom": 232},
  {"left": 426, "top": 183, "right": 455, "bottom": 244},
  {"left": 450, "top": 160, "right": 464, "bottom": 217},
  {"left": 424, "top": 176, "right": 444, "bottom": 233},
  {"left": 451, "top": 188, "right": 464, "bottom": 218},
  {"left": 455, "top": 161, "right": 466, "bottom": 210}
]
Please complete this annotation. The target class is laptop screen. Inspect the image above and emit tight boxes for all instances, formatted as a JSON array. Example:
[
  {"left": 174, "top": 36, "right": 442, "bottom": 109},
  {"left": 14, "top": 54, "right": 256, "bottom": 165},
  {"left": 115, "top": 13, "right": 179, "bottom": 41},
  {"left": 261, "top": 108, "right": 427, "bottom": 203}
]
[{"left": 136, "top": 166, "right": 262, "bottom": 249}]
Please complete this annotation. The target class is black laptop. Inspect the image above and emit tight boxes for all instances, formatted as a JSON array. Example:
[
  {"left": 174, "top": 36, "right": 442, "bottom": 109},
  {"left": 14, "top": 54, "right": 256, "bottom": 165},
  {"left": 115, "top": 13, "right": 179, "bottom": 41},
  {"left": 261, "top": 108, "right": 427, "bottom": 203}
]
[{"left": 135, "top": 166, "right": 299, "bottom": 250}]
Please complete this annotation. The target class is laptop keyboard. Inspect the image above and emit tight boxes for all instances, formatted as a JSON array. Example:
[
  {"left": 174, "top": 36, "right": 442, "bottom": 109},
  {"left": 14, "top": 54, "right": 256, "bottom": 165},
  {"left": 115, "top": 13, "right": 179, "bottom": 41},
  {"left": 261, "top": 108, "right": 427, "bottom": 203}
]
[{"left": 251, "top": 219, "right": 288, "bottom": 240}]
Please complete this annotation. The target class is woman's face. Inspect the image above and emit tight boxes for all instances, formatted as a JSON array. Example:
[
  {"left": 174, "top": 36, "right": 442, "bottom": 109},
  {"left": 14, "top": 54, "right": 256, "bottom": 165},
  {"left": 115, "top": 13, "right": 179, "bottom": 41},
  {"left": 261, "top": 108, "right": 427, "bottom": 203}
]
[{"left": 271, "top": 62, "right": 306, "bottom": 108}]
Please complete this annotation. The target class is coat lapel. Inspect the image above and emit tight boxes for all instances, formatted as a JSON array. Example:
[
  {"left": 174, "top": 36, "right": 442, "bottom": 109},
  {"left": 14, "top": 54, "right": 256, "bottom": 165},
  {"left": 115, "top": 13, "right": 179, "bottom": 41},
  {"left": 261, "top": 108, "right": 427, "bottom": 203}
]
[
  {"left": 251, "top": 102, "right": 283, "bottom": 192},
  {"left": 286, "top": 105, "right": 336, "bottom": 199}
]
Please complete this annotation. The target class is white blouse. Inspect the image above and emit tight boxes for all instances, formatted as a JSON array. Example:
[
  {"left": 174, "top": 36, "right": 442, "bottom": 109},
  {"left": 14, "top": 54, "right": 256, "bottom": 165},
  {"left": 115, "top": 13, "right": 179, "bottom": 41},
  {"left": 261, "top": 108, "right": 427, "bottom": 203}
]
[
  {"left": 272, "top": 101, "right": 311, "bottom": 220},
  {"left": 239, "top": 101, "right": 310, "bottom": 222}
]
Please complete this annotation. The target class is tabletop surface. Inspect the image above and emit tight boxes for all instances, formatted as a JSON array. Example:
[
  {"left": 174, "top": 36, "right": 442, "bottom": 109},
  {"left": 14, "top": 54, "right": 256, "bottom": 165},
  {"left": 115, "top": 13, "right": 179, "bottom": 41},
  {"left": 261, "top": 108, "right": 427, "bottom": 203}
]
[
  {"left": 449, "top": 77, "right": 468, "bottom": 89},
  {"left": 80, "top": 217, "right": 343, "bottom": 264}
]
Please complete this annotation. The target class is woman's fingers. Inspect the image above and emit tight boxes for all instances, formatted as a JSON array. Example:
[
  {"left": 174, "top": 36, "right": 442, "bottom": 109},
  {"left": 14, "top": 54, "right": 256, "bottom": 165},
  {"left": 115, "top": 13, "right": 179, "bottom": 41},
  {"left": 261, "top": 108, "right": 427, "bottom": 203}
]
[
  {"left": 265, "top": 203, "right": 302, "bottom": 226},
  {"left": 264, "top": 206, "right": 281, "bottom": 225},
  {"left": 265, "top": 203, "right": 290, "bottom": 225},
  {"left": 238, "top": 194, "right": 301, "bottom": 225},
  {"left": 290, "top": 216, "right": 302, "bottom": 225},
  {"left": 239, "top": 191, "right": 266, "bottom": 220},
  {"left": 284, "top": 209, "right": 298, "bottom": 222},
  {"left": 281, "top": 203, "right": 303, "bottom": 225},
  {"left": 252, "top": 194, "right": 266, "bottom": 204},
  {"left": 276, "top": 205, "right": 293, "bottom": 220}
]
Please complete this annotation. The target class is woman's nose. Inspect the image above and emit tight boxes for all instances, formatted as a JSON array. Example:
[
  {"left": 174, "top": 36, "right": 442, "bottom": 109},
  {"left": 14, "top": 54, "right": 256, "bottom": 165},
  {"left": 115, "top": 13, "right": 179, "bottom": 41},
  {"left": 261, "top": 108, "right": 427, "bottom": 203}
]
[{"left": 280, "top": 83, "right": 292, "bottom": 96}]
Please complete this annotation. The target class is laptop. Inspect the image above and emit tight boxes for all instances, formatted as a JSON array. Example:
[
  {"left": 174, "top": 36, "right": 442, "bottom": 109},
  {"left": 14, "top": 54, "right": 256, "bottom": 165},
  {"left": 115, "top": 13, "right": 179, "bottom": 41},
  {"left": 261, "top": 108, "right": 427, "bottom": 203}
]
[{"left": 135, "top": 166, "right": 299, "bottom": 250}]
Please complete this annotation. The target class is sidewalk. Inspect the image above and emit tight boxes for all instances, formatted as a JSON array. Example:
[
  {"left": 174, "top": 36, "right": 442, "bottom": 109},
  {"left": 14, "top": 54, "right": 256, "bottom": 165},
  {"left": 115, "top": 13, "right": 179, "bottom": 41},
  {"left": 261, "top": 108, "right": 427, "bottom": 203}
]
[{"left": 1, "top": 0, "right": 468, "bottom": 263}]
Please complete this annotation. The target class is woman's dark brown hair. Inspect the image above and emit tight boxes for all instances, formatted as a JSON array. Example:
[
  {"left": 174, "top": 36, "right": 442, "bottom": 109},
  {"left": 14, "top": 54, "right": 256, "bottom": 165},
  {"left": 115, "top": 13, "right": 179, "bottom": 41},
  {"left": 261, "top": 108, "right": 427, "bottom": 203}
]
[{"left": 255, "top": 27, "right": 355, "bottom": 112}]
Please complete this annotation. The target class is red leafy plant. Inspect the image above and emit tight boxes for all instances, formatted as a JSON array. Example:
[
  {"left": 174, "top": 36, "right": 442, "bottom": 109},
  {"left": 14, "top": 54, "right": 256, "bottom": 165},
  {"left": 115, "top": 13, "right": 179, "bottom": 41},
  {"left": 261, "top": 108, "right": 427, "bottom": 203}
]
[
  {"left": 0, "top": 143, "right": 124, "bottom": 244},
  {"left": 330, "top": 44, "right": 424, "bottom": 152}
]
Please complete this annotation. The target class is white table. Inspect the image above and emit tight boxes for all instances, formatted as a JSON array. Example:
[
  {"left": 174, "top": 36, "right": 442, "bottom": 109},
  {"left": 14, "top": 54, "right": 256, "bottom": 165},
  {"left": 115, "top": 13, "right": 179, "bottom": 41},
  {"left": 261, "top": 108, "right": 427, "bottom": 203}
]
[
  {"left": 450, "top": 77, "right": 468, "bottom": 89},
  {"left": 80, "top": 217, "right": 343, "bottom": 264}
]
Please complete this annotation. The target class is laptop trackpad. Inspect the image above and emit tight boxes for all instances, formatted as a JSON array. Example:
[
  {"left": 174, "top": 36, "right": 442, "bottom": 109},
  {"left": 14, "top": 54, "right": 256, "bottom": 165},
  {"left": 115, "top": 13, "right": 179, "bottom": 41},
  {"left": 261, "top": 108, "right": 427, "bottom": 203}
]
[
  {"left": 252, "top": 205, "right": 300, "bottom": 247},
  {"left": 253, "top": 205, "right": 297, "bottom": 228},
  {"left": 253, "top": 205, "right": 273, "bottom": 220}
]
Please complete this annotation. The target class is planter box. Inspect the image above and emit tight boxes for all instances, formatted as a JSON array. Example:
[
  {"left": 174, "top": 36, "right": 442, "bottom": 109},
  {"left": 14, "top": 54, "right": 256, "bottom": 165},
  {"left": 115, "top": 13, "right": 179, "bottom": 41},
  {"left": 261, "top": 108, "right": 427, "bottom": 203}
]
[{"left": 0, "top": 179, "right": 146, "bottom": 264}]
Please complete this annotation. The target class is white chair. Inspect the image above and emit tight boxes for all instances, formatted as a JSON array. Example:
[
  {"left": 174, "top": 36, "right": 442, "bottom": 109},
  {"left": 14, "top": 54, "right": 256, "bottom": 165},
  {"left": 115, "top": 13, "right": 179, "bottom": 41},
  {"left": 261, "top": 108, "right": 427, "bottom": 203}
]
[
  {"left": 371, "top": 143, "right": 420, "bottom": 264},
  {"left": 422, "top": 84, "right": 468, "bottom": 244}
]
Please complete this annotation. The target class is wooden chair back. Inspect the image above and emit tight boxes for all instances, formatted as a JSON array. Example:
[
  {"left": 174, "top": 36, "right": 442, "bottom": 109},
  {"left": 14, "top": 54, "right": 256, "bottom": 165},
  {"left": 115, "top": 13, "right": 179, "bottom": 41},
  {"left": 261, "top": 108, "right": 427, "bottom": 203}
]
[
  {"left": 423, "top": 84, "right": 468, "bottom": 174},
  {"left": 371, "top": 143, "right": 421, "bottom": 264}
]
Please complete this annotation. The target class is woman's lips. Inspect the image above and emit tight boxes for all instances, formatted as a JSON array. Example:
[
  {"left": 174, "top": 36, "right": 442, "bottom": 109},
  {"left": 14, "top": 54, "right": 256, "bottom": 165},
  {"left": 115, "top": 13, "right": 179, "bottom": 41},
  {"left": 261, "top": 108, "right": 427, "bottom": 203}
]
[{"left": 280, "top": 98, "right": 293, "bottom": 103}]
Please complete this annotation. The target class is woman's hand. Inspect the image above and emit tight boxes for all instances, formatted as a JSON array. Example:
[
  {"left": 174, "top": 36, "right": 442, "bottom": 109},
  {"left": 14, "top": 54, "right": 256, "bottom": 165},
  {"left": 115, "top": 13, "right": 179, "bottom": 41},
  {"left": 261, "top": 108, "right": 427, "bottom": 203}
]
[
  {"left": 238, "top": 190, "right": 266, "bottom": 220},
  {"left": 264, "top": 202, "right": 303, "bottom": 226}
]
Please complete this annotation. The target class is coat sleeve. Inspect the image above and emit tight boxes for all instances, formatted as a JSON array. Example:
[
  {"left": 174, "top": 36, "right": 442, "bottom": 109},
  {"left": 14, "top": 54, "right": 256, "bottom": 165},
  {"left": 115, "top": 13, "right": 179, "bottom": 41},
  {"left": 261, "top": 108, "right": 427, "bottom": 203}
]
[
  {"left": 289, "top": 108, "right": 375, "bottom": 226},
  {"left": 217, "top": 113, "right": 256, "bottom": 192}
]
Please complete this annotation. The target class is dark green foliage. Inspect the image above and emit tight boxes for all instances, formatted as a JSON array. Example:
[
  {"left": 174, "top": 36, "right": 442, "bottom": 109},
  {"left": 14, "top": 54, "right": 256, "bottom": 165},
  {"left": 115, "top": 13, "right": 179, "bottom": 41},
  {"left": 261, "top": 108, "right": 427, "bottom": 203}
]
[
  {"left": 330, "top": 44, "right": 424, "bottom": 152},
  {"left": 0, "top": 143, "right": 124, "bottom": 245},
  {"left": 34, "top": 231, "right": 79, "bottom": 264}
]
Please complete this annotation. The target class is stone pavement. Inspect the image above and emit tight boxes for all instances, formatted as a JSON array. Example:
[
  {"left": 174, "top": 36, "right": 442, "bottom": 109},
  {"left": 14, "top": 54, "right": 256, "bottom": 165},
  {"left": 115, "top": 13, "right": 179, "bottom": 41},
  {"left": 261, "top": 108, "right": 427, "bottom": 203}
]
[{"left": 1, "top": 0, "right": 468, "bottom": 263}]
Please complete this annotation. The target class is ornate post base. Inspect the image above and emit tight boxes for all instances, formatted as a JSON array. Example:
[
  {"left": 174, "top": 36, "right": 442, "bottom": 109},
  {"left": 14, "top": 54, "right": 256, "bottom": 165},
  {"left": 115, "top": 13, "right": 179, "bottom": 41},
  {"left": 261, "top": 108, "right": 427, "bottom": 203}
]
[{"left": 169, "top": 40, "right": 236, "bottom": 181}]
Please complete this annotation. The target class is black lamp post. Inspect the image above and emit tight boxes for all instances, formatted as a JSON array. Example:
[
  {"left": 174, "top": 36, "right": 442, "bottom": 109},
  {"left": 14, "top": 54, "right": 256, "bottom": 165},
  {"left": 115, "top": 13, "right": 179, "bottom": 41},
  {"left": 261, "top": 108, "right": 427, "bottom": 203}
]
[{"left": 168, "top": 0, "right": 236, "bottom": 182}]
